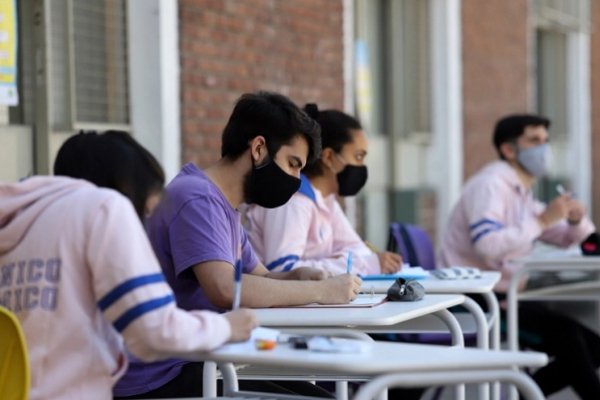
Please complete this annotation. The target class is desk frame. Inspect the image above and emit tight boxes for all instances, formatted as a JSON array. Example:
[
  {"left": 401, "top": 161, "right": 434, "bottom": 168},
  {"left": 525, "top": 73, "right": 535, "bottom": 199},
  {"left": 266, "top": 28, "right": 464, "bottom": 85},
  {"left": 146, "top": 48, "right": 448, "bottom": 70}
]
[{"left": 506, "top": 256, "right": 600, "bottom": 400}]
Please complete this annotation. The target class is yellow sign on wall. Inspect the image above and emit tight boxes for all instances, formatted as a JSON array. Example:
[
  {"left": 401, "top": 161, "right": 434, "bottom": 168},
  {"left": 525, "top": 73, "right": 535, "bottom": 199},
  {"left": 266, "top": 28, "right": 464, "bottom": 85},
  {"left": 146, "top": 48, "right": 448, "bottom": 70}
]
[{"left": 0, "top": 0, "right": 18, "bottom": 105}]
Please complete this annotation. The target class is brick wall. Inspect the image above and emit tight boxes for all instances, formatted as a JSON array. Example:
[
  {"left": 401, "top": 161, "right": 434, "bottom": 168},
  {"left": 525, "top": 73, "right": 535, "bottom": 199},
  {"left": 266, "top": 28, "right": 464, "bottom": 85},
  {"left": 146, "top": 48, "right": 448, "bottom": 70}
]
[
  {"left": 592, "top": 1, "right": 600, "bottom": 227},
  {"left": 461, "top": 0, "right": 530, "bottom": 179},
  {"left": 179, "top": 0, "right": 345, "bottom": 167}
]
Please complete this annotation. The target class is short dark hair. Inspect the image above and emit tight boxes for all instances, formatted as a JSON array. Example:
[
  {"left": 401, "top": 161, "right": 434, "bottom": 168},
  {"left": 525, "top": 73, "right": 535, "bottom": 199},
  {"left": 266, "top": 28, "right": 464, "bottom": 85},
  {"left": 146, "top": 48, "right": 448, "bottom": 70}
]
[
  {"left": 302, "top": 104, "right": 362, "bottom": 177},
  {"left": 53, "top": 130, "right": 165, "bottom": 220},
  {"left": 221, "top": 91, "right": 321, "bottom": 165},
  {"left": 492, "top": 114, "right": 551, "bottom": 159}
]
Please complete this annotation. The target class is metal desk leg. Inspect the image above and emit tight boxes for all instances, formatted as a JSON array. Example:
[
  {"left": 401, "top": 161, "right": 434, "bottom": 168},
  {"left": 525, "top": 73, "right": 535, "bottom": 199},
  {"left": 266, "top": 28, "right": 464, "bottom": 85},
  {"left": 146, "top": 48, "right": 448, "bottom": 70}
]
[
  {"left": 218, "top": 362, "right": 239, "bottom": 396},
  {"left": 434, "top": 309, "right": 465, "bottom": 400},
  {"left": 507, "top": 279, "right": 521, "bottom": 400},
  {"left": 352, "top": 370, "right": 544, "bottom": 400},
  {"left": 462, "top": 296, "right": 490, "bottom": 400},
  {"left": 433, "top": 309, "right": 465, "bottom": 347},
  {"left": 482, "top": 290, "right": 501, "bottom": 400},
  {"left": 335, "top": 381, "right": 348, "bottom": 400},
  {"left": 462, "top": 296, "right": 489, "bottom": 348},
  {"left": 203, "top": 361, "right": 218, "bottom": 397}
]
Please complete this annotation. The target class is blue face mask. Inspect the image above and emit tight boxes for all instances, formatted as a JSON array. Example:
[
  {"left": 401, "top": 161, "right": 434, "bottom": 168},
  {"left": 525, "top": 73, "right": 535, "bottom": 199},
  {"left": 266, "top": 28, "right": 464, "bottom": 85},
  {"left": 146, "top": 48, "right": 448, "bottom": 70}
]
[{"left": 516, "top": 143, "right": 550, "bottom": 178}]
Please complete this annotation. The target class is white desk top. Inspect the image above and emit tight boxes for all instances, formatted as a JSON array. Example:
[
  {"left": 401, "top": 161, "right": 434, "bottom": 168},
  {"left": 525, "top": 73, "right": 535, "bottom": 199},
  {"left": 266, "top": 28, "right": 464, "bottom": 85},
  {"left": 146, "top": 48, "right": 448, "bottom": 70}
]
[
  {"left": 253, "top": 294, "right": 464, "bottom": 327},
  {"left": 204, "top": 339, "right": 547, "bottom": 375},
  {"left": 516, "top": 254, "right": 600, "bottom": 267},
  {"left": 362, "top": 271, "right": 501, "bottom": 294},
  {"left": 511, "top": 246, "right": 600, "bottom": 266}
]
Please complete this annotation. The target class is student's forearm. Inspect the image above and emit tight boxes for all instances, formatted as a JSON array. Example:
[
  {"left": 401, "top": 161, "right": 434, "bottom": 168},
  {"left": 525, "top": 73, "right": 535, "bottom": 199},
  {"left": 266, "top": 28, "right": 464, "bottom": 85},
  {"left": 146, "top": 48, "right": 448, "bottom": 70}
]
[
  {"left": 264, "top": 270, "right": 297, "bottom": 280},
  {"left": 239, "top": 274, "right": 326, "bottom": 307}
]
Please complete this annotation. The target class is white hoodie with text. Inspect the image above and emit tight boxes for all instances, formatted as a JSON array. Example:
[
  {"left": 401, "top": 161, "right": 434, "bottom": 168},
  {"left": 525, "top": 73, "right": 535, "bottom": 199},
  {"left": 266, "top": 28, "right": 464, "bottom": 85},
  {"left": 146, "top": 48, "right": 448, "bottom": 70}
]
[{"left": 0, "top": 176, "right": 231, "bottom": 400}]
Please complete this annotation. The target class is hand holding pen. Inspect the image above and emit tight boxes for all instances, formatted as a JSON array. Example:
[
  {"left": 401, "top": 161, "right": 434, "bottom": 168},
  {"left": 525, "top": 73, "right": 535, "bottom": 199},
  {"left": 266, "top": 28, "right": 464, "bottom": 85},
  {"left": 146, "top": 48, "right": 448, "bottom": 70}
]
[
  {"left": 556, "top": 184, "right": 585, "bottom": 225},
  {"left": 223, "top": 258, "right": 259, "bottom": 343}
]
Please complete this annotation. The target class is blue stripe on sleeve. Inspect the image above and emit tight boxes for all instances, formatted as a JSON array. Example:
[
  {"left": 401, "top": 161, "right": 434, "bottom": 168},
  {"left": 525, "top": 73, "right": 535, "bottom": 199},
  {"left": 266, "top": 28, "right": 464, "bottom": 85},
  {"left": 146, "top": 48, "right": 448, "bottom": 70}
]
[
  {"left": 471, "top": 228, "right": 499, "bottom": 244},
  {"left": 266, "top": 255, "right": 300, "bottom": 271},
  {"left": 469, "top": 219, "right": 503, "bottom": 231},
  {"left": 282, "top": 262, "right": 297, "bottom": 272},
  {"left": 113, "top": 294, "right": 175, "bottom": 332},
  {"left": 98, "top": 273, "right": 166, "bottom": 311}
]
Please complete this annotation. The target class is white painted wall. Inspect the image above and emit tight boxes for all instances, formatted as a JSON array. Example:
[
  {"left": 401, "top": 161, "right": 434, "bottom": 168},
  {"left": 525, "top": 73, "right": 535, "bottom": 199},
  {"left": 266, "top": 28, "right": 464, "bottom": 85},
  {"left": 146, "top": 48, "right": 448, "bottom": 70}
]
[
  {"left": 428, "top": 0, "right": 463, "bottom": 245},
  {"left": 566, "top": 31, "right": 592, "bottom": 213},
  {"left": 128, "top": 0, "right": 181, "bottom": 181},
  {"left": 0, "top": 126, "right": 33, "bottom": 181}
]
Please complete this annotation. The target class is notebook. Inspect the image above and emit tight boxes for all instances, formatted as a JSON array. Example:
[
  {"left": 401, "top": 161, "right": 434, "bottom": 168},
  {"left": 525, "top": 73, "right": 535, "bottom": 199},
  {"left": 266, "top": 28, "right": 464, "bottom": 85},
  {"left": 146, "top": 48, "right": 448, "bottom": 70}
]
[
  {"left": 290, "top": 293, "right": 388, "bottom": 308},
  {"left": 360, "top": 266, "right": 430, "bottom": 281}
]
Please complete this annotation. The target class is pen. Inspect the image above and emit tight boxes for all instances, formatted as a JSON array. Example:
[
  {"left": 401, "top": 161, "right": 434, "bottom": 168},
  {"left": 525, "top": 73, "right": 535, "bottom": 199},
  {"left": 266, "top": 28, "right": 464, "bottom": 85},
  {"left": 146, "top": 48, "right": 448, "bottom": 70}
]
[
  {"left": 232, "top": 259, "right": 242, "bottom": 310},
  {"left": 346, "top": 252, "right": 353, "bottom": 274}
]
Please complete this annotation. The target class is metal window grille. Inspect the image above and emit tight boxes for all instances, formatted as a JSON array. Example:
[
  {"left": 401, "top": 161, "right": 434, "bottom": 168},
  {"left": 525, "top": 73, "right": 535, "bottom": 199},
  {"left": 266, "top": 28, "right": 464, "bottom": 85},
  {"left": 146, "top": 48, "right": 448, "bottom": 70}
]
[
  {"left": 48, "top": 0, "right": 129, "bottom": 131},
  {"left": 354, "top": 0, "right": 431, "bottom": 140},
  {"left": 533, "top": 0, "right": 590, "bottom": 33}
]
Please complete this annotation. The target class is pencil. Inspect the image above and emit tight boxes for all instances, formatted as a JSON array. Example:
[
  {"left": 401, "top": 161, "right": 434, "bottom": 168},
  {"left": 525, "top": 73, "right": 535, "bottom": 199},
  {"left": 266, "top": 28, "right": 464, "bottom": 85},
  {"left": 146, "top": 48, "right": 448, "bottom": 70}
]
[
  {"left": 346, "top": 252, "right": 353, "bottom": 274},
  {"left": 232, "top": 259, "right": 242, "bottom": 310}
]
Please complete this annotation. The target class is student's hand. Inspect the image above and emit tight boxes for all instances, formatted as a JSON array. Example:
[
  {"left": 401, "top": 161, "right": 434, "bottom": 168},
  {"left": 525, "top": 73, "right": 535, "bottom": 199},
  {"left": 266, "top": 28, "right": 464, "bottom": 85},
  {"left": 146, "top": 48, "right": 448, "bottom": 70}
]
[
  {"left": 539, "top": 195, "right": 570, "bottom": 228},
  {"left": 378, "top": 251, "right": 403, "bottom": 274},
  {"left": 318, "top": 274, "right": 362, "bottom": 304},
  {"left": 566, "top": 199, "right": 586, "bottom": 225},
  {"left": 223, "top": 309, "right": 258, "bottom": 342},
  {"left": 290, "top": 266, "right": 330, "bottom": 280}
]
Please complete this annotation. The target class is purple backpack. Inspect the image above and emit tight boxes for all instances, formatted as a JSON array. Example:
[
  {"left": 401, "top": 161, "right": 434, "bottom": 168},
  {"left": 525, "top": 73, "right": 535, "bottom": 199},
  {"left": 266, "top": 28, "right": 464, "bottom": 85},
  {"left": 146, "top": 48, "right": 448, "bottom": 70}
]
[{"left": 387, "top": 222, "right": 436, "bottom": 270}]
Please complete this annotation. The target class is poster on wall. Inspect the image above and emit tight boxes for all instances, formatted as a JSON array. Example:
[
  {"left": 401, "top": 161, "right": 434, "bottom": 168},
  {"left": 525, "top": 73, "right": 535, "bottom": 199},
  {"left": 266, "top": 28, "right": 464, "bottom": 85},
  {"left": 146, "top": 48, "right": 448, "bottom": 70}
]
[{"left": 0, "top": 0, "right": 18, "bottom": 106}]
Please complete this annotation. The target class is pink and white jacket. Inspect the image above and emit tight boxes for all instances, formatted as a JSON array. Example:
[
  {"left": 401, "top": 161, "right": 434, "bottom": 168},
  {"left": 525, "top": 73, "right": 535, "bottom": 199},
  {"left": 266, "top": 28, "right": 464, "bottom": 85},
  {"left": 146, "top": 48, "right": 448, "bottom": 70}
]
[
  {"left": 439, "top": 161, "right": 595, "bottom": 292},
  {"left": 245, "top": 175, "right": 381, "bottom": 275},
  {"left": 0, "top": 177, "right": 231, "bottom": 400}
]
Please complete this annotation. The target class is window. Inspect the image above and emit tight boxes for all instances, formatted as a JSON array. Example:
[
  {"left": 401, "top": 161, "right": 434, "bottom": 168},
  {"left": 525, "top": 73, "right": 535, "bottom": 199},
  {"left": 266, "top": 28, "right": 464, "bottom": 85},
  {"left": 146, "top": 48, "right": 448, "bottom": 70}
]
[
  {"left": 354, "top": 0, "right": 430, "bottom": 140},
  {"left": 536, "top": 29, "right": 567, "bottom": 137},
  {"left": 533, "top": 0, "right": 590, "bottom": 139},
  {"left": 49, "top": 0, "right": 129, "bottom": 130},
  {"left": 533, "top": 0, "right": 590, "bottom": 33}
]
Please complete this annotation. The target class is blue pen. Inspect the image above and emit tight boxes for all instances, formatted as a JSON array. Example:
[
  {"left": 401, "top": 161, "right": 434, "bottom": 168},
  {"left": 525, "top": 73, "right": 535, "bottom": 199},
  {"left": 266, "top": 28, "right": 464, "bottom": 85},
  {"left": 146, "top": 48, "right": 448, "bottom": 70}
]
[
  {"left": 232, "top": 259, "right": 242, "bottom": 310},
  {"left": 346, "top": 252, "right": 353, "bottom": 274}
]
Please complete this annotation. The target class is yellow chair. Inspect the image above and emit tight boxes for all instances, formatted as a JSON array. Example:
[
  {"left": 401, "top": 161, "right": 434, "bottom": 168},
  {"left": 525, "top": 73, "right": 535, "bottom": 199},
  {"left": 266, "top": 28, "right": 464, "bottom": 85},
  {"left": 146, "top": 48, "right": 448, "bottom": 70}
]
[{"left": 0, "top": 306, "right": 30, "bottom": 400}]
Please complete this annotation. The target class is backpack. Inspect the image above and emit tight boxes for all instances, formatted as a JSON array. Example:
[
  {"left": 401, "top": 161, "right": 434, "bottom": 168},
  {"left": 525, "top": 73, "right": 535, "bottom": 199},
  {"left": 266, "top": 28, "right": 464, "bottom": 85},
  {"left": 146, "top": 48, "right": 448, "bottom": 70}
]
[{"left": 386, "top": 222, "right": 436, "bottom": 270}]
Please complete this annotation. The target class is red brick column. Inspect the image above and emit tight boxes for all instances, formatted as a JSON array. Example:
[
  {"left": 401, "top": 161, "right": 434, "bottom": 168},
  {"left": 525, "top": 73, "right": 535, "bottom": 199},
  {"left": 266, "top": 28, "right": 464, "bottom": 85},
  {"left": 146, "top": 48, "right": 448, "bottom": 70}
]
[
  {"left": 179, "top": 0, "right": 345, "bottom": 167},
  {"left": 461, "top": 0, "right": 529, "bottom": 179}
]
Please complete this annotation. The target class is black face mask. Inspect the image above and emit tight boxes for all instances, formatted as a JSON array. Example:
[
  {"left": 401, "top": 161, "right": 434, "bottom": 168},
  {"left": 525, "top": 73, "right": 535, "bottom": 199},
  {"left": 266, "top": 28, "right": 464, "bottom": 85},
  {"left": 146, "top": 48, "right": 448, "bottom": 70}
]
[
  {"left": 244, "top": 156, "right": 301, "bottom": 208},
  {"left": 337, "top": 164, "right": 368, "bottom": 197}
]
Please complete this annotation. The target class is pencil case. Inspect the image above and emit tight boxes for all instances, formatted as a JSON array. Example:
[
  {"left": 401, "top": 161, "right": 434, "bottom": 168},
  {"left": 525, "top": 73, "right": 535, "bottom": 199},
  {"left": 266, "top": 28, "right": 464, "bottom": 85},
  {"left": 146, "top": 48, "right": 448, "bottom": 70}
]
[{"left": 387, "top": 278, "right": 425, "bottom": 301}]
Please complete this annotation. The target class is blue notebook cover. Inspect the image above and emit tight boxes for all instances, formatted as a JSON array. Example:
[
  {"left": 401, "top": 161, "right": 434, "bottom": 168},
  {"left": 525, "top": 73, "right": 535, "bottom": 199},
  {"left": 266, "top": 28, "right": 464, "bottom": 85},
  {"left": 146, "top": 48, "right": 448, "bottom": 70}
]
[{"left": 360, "top": 266, "right": 429, "bottom": 281}]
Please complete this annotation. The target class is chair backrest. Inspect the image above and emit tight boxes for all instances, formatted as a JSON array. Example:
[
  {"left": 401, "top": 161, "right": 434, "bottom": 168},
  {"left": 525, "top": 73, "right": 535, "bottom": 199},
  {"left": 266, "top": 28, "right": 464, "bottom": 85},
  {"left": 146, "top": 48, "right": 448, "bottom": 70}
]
[
  {"left": 387, "top": 222, "right": 436, "bottom": 270},
  {"left": 0, "top": 306, "right": 30, "bottom": 400}
]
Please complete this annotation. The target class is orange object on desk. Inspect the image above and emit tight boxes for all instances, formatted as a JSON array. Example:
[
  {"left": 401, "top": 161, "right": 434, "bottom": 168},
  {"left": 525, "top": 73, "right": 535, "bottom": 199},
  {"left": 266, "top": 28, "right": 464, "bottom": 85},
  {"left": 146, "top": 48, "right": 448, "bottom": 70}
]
[{"left": 254, "top": 339, "right": 277, "bottom": 350}]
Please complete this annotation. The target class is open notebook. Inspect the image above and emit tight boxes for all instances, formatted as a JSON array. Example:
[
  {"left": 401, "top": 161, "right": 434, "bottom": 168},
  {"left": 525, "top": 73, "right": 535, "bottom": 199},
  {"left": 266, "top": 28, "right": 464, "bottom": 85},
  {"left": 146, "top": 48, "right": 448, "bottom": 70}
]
[{"left": 289, "top": 293, "right": 387, "bottom": 308}]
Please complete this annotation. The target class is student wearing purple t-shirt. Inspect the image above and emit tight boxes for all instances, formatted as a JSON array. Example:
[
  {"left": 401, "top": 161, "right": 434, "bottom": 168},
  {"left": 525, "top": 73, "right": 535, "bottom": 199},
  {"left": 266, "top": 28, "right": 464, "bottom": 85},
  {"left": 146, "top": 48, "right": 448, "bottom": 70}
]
[{"left": 114, "top": 92, "right": 361, "bottom": 398}]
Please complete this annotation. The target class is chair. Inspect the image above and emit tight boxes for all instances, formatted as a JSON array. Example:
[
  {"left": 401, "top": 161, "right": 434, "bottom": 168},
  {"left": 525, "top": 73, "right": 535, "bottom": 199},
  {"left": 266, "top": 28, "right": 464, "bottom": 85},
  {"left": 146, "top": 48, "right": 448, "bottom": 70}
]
[{"left": 0, "top": 306, "right": 30, "bottom": 400}]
